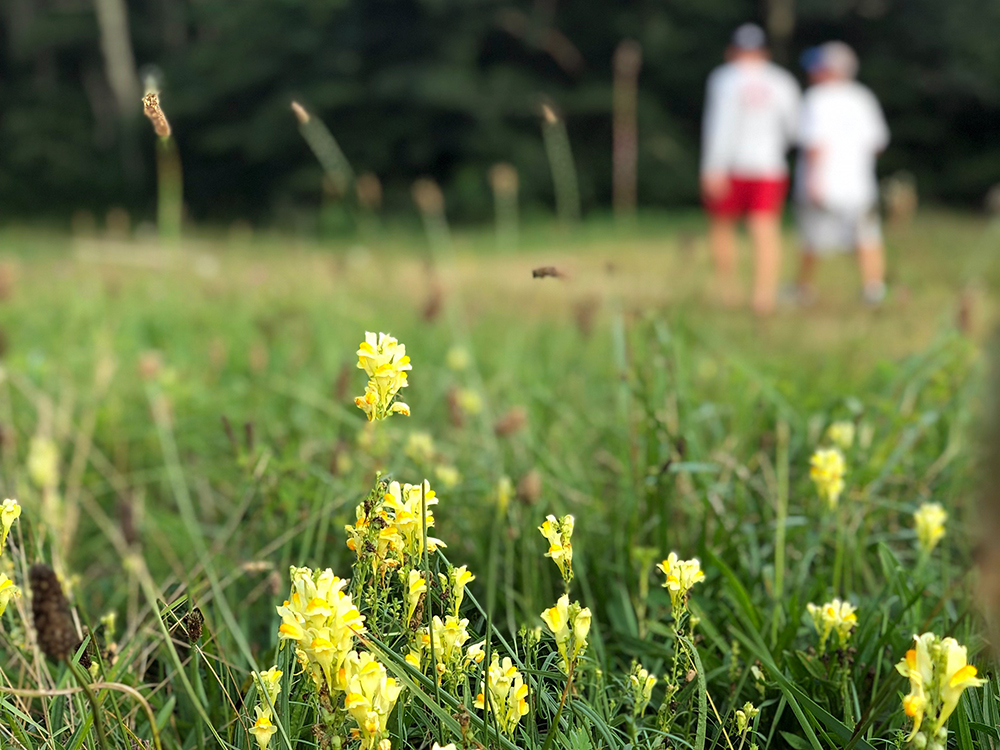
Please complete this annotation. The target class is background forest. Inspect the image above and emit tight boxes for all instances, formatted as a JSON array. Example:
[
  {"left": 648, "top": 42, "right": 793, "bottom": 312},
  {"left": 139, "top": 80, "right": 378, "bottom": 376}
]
[{"left": 2, "top": 0, "right": 999, "bottom": 226}]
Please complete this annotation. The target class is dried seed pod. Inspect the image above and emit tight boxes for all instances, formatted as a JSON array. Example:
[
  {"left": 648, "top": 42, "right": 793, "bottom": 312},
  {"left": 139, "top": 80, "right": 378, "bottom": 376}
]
[
  {"left": 181, "top": 607, "right": 204, "bottom": 644},
  {"left": 142, "top": 91, "right": 172, "bottom": 138},
  {"left": 30, "top": 563, "right": 80, "bottom": 662}
]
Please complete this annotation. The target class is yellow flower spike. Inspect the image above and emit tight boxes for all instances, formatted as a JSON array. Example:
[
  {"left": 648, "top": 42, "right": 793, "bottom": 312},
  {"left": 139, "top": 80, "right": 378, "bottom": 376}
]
[
  {"left": 541, "top": 594, "right": 591, "bottom": 672},
  {"left": 434, "top": 464, "right": 461, "bottom": 489},
  {"left": 404, "top": 569, "right": 426, "bottom": 627},
  {"left": 254, "top": 666, "right": 283, "bottom": 707},
  {"left": 446, "top": 346, "right": 471, "bottom": 372},
  {"left": 0, "top": 498, "right": 20, "bottom": 550},
  {"left": 250, "top": 706, "right": 277, "bottom": 750},
  {"left": 0, "top": 573, "right": 21, "bottom": 616},
  {"left": 354, "top": 332, "right": 412, "bottom": 421},
  {"left": 936, "top": 637, "right": 986, "bottom": 731},
  {"left": 450, "top": 564, "right": 475, "bottom": 615},
  {"left": 826, "top": 421, "right": 855, "bottom": 450},
  {"left": 809, "top": 448, "right": 846, "bottom": 509},
  {"left": 341, "top": 651, "right": 404, "bottom": 749},
  {"left": 629, "top": 663, "right": 657, "bottom": 715},
  {"left": 475, "top": 654, "right": 530, "bottom": 736},
  {"left": 404, "top": 432, "right": 435, "bottom": 464},
  {"left": 806, "top": 598, "right": 857, "bottom": 654},
  {"left": 28, "top": 437, "right": 59, "bottom": 489},
  {"left": 433, "top": 743, "right": 458, "bottom": 750},
  {"left": 896, "top": 632, "right": 985, "bottom": 745},
  {"left": 538, "top": 514, "right": 575, "bottom": 584},
  {"left": 914, "top": 502, "right": 947, "bottom": 554},
  {"left": 657, "top": 552, "right": 705, "bottom": 615},
  {"left": 735, "top": 701, "right": 759, "bottom": 735}
]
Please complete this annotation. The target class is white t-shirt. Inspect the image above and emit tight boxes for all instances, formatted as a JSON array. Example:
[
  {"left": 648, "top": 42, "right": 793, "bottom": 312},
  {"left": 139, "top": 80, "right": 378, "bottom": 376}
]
[
  {"left": 796, "top": 80, "right": 889, "bottom": 211},
  {"left": 701, "top": 60, "right": 801, "bottom": 179}
]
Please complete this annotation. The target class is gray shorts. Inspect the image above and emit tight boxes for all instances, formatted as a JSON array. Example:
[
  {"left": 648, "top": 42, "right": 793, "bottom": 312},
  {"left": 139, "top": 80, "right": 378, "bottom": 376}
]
[{"left": 797, "top": 204, "right": 882, "bottom": 255}]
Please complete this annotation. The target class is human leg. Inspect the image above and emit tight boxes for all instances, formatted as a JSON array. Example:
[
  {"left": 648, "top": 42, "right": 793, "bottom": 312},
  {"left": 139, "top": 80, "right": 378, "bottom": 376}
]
[
  {"left": 708, "top": 216, "right": 740, "bottom": 306},
  {"left": 748, "top": 212, "right": 783, "bottom": 315}
]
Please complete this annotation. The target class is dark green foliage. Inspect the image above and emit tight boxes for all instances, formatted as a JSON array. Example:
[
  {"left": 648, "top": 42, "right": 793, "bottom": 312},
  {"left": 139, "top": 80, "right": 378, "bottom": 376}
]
[{"left": 0, "top": 0, "right": 998, "bottom": 224}]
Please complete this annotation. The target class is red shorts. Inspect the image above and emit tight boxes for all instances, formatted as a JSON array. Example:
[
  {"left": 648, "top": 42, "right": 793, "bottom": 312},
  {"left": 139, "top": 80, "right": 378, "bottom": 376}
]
[{"left": 704, "top": 176, "right": 788, "bottom": 217}]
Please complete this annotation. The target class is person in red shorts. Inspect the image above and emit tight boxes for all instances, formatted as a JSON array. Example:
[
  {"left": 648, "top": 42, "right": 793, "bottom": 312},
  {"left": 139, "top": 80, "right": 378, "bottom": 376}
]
[{"left": 701, "top": 24, "right": 801, "bottom": 315}]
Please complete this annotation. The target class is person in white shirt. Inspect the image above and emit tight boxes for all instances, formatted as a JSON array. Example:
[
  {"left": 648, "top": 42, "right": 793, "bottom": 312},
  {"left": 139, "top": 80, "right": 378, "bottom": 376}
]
[
  {"left": 701, "top": 23, "right": 800, "bottom": 315},
  {"left": 793, "top": 41, "right": 890, "bottom": 305}
]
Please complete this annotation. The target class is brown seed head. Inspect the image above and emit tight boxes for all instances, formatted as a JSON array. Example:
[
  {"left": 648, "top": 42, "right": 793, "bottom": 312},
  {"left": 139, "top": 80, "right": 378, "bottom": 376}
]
[
  {"left": 412, "top": 178, "right": 445, "bottom": 216},
  {"left": 355, "top": 173, "right": 383, "bottom": 211},
  {"left": 489, "top": 163, "right": 519, "bottom": 195},
  {"left": 30, "top": 563, "right": 80, "bottom": 662},
  {"left": 613, "top": 39, "right": 643, "bottom": 76},
  {"left": 291, "top": 101, "right": 310, "bottom": 125},
  {"left": 142, "top": 92, "right": 171, "bottom": 138}
]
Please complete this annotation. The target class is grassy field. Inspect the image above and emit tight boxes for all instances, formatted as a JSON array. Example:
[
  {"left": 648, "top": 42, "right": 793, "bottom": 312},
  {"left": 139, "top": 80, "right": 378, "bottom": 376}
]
[{"left": 0, "top": 210, "right": 997, "bottom": 749}]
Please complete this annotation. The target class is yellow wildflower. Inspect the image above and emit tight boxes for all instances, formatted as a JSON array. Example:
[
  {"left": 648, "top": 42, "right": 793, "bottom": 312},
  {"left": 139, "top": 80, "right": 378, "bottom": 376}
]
[
  {"left": 735, "top": 701, "right": 759, "bottom": 735},
  {"left": 540, "top": 594, "right": 591, "bottom": 672},
  {"left": 810, "top": 448, "right": 846, "bottom": 509},
  {"left": 254, "top": 666, "right": 282, "bottom": 706},
  {"left": 250, "top": 706, "right": 277, "bottom": 750},
  {"left": 382, "top": 480, "right": 446, "bottom": 558},
  {"left": 629, "top": 663, "right": 657, "bottom": 715},
  {"left": 806, "top": 598, "right": 857, "bottom": 654},
  {"left": 1, "top": 498, "right": 20, "bottom": 550},
  {"left": 538, "top": 514, "right": 574, "bottom": 584},
  {"left": 657, "top": 552, "right": 706, "bottom": 615},
  {"left": 457, "top": 388, "right": 483, "bottom": 415},
  {"left": 474, "top": 654, "right": 530, "bottom": 736},
  {"left": 275, "top": 566, "right": 365, "bottom": 693},
  {"left": 342, "top": 651, "right": 404, "bottom": 750},
  {"left": 405, "top": 432, "right": 435, "bottom": 464},
  {"left": 449, "top": 564, "right": 475, "bottom": 616},
  {"left": 354, "top": 332, "right": 411, "bottom": 421},
  {"left": 28, "top": 437, "right": 59, "bottom": 489},
  {"left": 0, "top": 573, "right": 21, "bottom": 616},
  {"left": 896, "top": 632, "right": 985, "bottom": 745},
  {"left": 937, "top": 637, "right": 985, "bottom": 731},
  {"left": 434, "top": 465, "right": 461, "bottom": 489},
  {"left": 466, "top": 640, "right": 486, "bottom": 664},
  {"left": 826, "top": 421, "right": 855, "bottom": 450},
  {"left": 404, "top": 569, "right": 426, "bottom": 627},
  {"left": 914, "top": 502, "right": 947, "bottom": 554},
  {"left": 446, "top": 346, "right": 471, "bottom": 372}
]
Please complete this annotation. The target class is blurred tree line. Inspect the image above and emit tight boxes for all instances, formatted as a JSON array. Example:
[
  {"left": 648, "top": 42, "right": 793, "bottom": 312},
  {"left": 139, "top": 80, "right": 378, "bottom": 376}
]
[{"left": 1, "top": 0, "right": 998, "bottom": 225}]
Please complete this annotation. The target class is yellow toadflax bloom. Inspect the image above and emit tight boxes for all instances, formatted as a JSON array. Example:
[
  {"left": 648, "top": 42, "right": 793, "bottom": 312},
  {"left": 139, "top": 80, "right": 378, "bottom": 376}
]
[
  {"left": 448, "top": 564, "right": 475, "bottom": 616},
  {"left": 538, "top": 514, "right": 575, "bottom": 584},
  {"left": 826, "top": 421, "right": 855, "bottom": 450},
  {"left": 275, "top": 566, "right": 366, "bottom": 694},
  {"left": 250, "top": 706, "right": 277, "bottom": 750},
  {"left": 629, "top": 663, "right": 657, "bottom": 715},
  {"left": 540, "top": 594, "right": 592, "bottom": 673},
  {"left": 0, "top": 574, "right": 21, "bottom": 617},
  {"left": 895, "top": 632, "right": 985, "bottom": 746},
  {"left": 1, "top": 498, "right": 21, "bottom": 550},
  {"left": 354, "top": 332, "right": 412, "bottom": 421},
  {"left": 914, "top": 502, "right": 947, "bottom": 554},
  {"left": 342, "top": 651, "right": 404, "bottom": 750},
  {"left": 474, "top": 654, "right": 530, "bottom": 736},
  {"left": 806, "top": 598, "right": 857, "bottom": 655},
  {"left": 657, "top": 552, "right": 705, "bottom": 616},
  {"left": 809, "top": 448, "right": 846, "bottom": 509}
]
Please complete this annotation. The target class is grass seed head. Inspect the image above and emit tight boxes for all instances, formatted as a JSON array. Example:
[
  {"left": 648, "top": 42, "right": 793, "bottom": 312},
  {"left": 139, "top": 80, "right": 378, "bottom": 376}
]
[
  {"left": 142, "top": 91, "right": 172, "bottom": 138},
  {"left": 29, "top": 563, "right": 80, "bottom": 662}
]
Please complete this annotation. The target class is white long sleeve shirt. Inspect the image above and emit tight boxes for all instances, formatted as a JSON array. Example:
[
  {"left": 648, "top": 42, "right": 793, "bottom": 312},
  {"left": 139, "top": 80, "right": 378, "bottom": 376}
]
[
  {"left": 795, "top": 80, "right": 890, "bottom": 211},
  {"left": 701, "top": 60, "right": 801, "bottom": 179}
]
